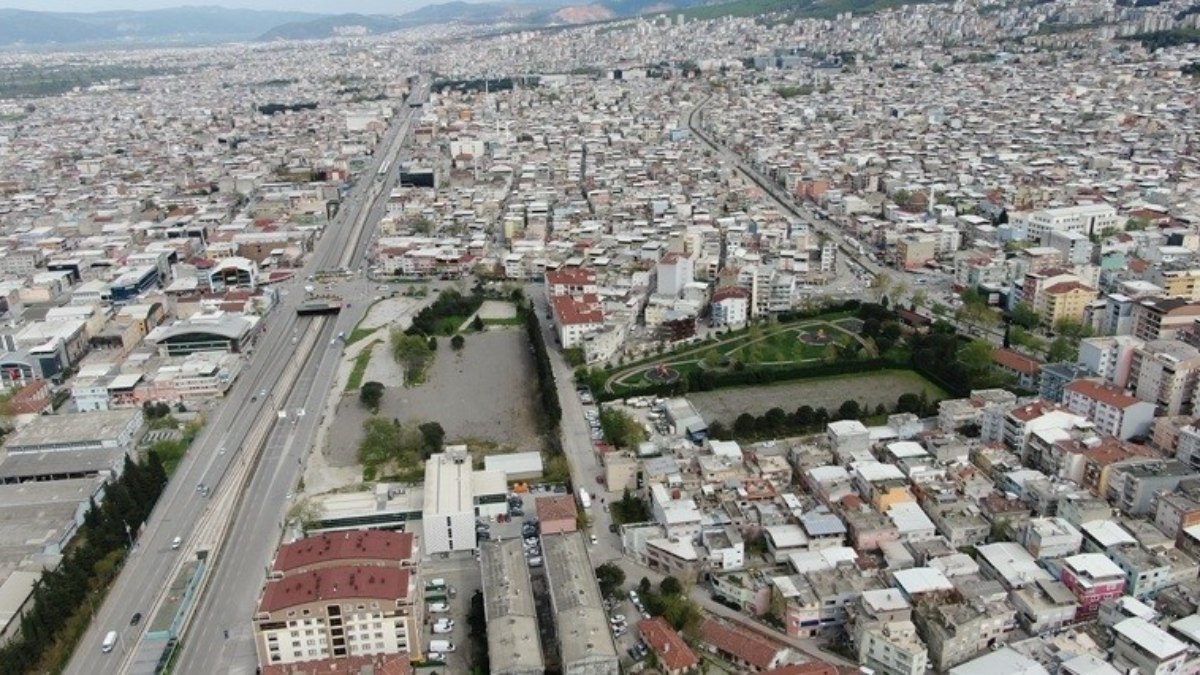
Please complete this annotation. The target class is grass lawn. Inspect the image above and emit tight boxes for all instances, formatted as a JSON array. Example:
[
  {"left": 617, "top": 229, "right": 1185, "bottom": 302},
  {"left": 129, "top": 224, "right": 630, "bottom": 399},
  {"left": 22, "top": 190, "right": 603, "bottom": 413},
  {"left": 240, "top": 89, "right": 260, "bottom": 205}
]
[
  {"left": 346, "top": 326, "right": 375, "bottom": 346},
  {"left": 346, "top": 341, "right": 378, "bottom": 391}
]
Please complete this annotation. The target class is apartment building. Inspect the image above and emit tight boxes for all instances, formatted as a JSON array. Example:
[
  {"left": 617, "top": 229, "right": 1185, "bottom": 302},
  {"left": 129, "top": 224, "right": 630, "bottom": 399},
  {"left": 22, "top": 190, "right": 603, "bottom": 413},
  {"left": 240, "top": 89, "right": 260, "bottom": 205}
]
[
  {"left": 1059, "top": 553, "right": 1126, "bottom": 619},
  {"left": 1078, "top": 335, "right": 1142, "bottom": 388},
  {"left": 858, "top": 621, "right": 929, "bottom": 675},
  {"left": 1040, "top": 281, "right": 1095, "bottom": 327},
  {"left": 1009, "top": 579, "right": 1079, "bottom": 634},
  {"left": 1128, "top": 340, "right": 1200, "bottom": 416},
  {"left": 1020, "top": 517, "right": 1083, "bottom": 558},
  {"left": 913, "top": 599, "right": 1016, "bottom": 672},
  {"left": 253, "top": 531, "right": 418, "bottom": 669},
  {"left": 1132, "top": 297, "right": 1200, "bottom": 342},
  {"left": 1061, "top": 379, "right": 1156, "bottom": 440},
  {"left": 1112, "top": 617, "right": 1189, "bottom": 675},
  {"left": 1020, "top": 203, "right": 1120, "bottom": 242}
]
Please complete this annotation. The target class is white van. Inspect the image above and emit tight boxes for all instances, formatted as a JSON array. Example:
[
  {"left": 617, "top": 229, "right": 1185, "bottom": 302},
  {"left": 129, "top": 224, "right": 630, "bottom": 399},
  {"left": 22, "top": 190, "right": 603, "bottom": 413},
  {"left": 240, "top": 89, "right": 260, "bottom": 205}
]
[
  {"left": 426, "top": 578, "right": 446, "bottom": 590},
  {"left": 101, "top": 630, "right": 118, "bottom": 653},
  {"left": 429, "top": 639, "right": 456, "bottom": 653}
]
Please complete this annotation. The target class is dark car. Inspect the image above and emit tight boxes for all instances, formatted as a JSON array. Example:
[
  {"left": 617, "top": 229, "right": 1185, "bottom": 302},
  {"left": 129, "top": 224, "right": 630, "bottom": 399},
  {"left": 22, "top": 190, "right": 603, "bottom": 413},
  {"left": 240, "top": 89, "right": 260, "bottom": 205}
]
[{"left": 131, "top": 612, "right": 143, "bottom": 626}]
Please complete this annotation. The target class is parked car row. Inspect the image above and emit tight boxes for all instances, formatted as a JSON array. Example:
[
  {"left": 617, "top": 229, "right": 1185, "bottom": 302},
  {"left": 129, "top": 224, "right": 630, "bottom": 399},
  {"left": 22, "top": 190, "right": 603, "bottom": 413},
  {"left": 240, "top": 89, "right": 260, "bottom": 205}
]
[
  {"left": 585, "top": 408, "right": 602, "bottom": 440},
  {"left": 628, "top": 590, "right": 651, "bottom": 620},
  {"left": 609, "top": 613, "right": 627, "bottom": 637}
]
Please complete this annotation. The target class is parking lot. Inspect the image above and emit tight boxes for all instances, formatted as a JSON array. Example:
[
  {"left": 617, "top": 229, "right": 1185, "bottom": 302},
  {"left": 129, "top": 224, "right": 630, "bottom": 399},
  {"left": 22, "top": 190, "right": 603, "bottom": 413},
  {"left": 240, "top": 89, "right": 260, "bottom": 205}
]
[{"left": 418, "top": 554, "right": 482, "bottom": 671}]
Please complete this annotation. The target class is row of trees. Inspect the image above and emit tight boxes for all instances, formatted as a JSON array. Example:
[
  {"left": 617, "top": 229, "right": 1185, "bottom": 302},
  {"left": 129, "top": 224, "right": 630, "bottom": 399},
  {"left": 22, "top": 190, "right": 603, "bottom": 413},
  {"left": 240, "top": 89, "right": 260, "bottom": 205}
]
[
  {"left": 0, "top": 454, "right": 168, "bottom": 674},
  {"left": 521, "top": 302, "right": 561, "bottom": 432},
  {"left": 708, "top": 390, "right": 936, "bottom": 442}
]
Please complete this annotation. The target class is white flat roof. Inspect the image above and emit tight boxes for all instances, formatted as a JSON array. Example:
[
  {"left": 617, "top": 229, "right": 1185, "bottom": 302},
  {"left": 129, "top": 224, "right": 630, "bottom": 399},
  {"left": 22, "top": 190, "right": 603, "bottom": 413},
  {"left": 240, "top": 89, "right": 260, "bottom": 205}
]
[
  {"left": 1114, "top": 617, "right": 1187, "bottom": 659},
  {"left": 893, "top": 567, "right": 954, "bottom": 595},
  {"left": 887, "top": 441, "right": 928, "bottom": 458}
]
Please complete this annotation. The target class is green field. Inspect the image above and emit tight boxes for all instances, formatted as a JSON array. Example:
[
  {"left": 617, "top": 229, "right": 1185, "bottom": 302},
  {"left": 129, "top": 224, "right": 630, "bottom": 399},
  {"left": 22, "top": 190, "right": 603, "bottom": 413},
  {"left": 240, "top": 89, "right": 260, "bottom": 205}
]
[
  {"left": 602, "top": 316, "right": 867, "bottom": 396},
  {"left": 689, "top": 370, "right": 946, "bottom": 424}
]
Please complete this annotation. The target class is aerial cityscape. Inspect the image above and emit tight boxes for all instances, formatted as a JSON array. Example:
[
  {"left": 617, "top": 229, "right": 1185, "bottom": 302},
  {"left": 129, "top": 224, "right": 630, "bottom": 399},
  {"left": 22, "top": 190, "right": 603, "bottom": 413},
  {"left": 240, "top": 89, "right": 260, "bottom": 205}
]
[{"left": 0, "top": 0, "right": 1199, "bottom": 674}]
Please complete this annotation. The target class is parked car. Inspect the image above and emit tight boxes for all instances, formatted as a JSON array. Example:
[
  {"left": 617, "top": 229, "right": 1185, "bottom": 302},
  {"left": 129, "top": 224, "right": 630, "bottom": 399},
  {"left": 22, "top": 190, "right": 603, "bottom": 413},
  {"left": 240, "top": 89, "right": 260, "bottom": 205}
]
[{"left": 428, "top": 602, "right": 449, "bottom": 613}]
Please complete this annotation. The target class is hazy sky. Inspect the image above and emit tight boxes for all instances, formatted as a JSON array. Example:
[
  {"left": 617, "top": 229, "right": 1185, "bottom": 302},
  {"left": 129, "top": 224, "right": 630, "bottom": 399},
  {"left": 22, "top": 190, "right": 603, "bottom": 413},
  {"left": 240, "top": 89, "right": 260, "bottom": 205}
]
[{"left": 0, "top": 1, "right": 440, "bottom": 12}]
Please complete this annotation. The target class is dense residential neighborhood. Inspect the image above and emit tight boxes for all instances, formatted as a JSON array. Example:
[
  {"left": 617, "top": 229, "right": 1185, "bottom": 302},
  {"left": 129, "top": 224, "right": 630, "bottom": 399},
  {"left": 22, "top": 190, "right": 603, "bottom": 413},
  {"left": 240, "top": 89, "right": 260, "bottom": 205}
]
[{"left": 0, "top": 0, "right": 1199, "bottom": 673}]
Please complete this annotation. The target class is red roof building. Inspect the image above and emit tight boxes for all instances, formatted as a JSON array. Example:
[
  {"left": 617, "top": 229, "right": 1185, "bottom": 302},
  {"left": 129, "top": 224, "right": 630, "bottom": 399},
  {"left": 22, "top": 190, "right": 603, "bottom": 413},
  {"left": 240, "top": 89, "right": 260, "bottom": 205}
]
[
  {"left": 272, "top": 531, "right": 416, "bottom": 576},
  {"left": 536, "top": 494, "right": 578, "bottom": 535},
  {"left": 258, "top": 566, "right": 412, "bottom": 613},
  {"left": 260, "top": 652, "right": 412, "bottom": 675},
  {"left": 638, "top": 617, "right": 698, "bottom": 674},
  {"left": 699, "top": 619, "right": 787, "bottom": 671}
]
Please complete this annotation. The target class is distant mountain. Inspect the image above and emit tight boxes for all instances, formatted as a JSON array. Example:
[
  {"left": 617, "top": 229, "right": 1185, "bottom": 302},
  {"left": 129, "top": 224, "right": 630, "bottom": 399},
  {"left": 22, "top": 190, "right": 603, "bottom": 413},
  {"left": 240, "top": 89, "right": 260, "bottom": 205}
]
[
  {"left": 258, "top": 2, "right": 564, "bottom": 40},
  {"left": 258, "top": 14, "right": 406, "bottom": 41},
  {"left": 0, "top": 6, "right": 326, "bottom": 46}
]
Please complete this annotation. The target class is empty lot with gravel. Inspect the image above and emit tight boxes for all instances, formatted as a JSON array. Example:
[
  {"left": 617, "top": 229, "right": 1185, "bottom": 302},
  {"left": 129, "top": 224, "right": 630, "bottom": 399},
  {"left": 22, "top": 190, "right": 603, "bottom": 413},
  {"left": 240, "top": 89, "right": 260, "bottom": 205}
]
[
  {"left": 688, "top": 370, "right": 946, "bottom": 425},
  {"left": 325, "top": 328, "right": 540, "bottom": 467}
]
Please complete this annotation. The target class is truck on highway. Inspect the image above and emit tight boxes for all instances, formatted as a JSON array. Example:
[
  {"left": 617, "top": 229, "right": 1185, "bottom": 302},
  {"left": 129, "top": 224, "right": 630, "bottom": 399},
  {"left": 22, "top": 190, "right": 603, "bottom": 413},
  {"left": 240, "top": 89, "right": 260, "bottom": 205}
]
[
  {"left": 578, "top": 488, "right": 592, "bottom": 509},
  {"left": 101, "top": 630, "right": 118, "bottom": 653}
]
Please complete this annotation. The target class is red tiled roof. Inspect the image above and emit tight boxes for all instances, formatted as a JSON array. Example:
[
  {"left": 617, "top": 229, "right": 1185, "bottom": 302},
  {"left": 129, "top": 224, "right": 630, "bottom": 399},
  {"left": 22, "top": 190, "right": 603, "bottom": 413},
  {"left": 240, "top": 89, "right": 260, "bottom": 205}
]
[
  {"left": 712, "top": 287, "right": 750, "bottom": 303},
  {"left": 761, "top": 662, "right": 839, "bottom": 675},
  {"left": 1064, "top": 379, "right": 1141, "bottom": 409},
  {"left": 638, "top": 617, "right": 698, "bottom": 671},
  {"left": 259, "top": 566, "right": 411, "bottom": 613},
  {"left": 536, "top": 494, "right": 578, "bottom": 522},
  {"left": 259, "top": 652, "right": 412, "bottom": 675},
  {"left": 1043, "top": 281, "right": 1092, "bottom": 295},
  {"left": 546, "top": 266, "right": 596, "bottom": 286},
  {"left": 992, "top": 348, "right": 1041, "bottom": 375},
  {"left": 552, "top": 293, "right": 603, "bottom": 325},
  {"left": 699, "top": 619, "right": 782, "bottom": 669},
  {"left": 274, "top": 531, "right": 414, "bottom": 573}
]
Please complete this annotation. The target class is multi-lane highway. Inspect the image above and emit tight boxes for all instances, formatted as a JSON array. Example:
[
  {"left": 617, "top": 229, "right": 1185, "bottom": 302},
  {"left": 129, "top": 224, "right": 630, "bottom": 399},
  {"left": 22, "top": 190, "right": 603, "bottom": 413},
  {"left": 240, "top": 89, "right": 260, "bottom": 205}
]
[{"left": 66, "top": 89, "right": 423, "bottom": 675}]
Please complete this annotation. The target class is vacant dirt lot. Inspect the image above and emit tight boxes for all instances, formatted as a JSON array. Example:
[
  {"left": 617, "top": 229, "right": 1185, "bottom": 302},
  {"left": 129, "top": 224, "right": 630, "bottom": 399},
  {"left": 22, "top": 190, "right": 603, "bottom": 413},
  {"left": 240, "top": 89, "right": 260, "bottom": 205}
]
[
  {"left": 688, "top": 370, "right": 946, "bottom": 424},
  {"left": 325, "top": 328, "right": 540, "bottom": 467}
]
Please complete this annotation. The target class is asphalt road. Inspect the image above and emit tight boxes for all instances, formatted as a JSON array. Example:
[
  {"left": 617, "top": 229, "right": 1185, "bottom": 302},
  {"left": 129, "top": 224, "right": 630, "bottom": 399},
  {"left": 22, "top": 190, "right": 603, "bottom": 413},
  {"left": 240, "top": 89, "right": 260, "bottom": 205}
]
[
  {"left": 66, "top": 94, "right": 421, "bottom": 675},
  {"left": 687, "top": 96, "right": 1005, "bottom": 346}
]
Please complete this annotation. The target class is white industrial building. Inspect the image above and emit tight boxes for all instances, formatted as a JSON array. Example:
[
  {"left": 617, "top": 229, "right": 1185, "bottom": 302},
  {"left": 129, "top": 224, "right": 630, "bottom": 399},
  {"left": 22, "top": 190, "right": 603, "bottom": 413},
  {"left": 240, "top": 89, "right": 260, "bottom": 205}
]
[{"left": 421, "top": 447, "right": 507, "bottom": 554}]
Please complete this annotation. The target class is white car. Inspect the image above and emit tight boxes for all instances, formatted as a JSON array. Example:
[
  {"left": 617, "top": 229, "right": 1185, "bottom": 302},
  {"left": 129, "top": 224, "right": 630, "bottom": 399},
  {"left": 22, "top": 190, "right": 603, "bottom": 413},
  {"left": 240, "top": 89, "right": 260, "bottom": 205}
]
[
  {"left": 428, "top": 602, "right": 449, "bottom": 613},
  {"left": 609, "top": 615, "right": 626, "bottom": 625},
  {"left": 432, "top": 623, "right": 454, "bottom": 634}
]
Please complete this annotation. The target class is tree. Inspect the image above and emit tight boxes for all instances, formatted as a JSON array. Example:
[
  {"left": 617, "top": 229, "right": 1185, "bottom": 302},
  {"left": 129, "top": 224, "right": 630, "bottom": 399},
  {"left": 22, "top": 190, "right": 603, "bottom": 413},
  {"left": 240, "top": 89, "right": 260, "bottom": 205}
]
[
  {"left": 391, "top": 330, "right": 435, "bottom": 385},
  {"left": 418, "top": 422, "right": 445, "bottom": 458},
  {"left": 451, "top": 334, "right": 465, "bottom": 351},
  {"left": 472, "top": 314, "right": 485, "bottom": 331},
  {"left": 1009, "top": 302, "right": 1040, "bottom": 329},
  {"left": 639, "top": 577, "right": 652, "bottom": 595},
  {"left": 1047, "top": 336, "right": 1079, "bottom": 363},
  {"left": 959, "top": 340, "right": 996, "bottom": 378},
  {"left": 595, "top": 562, "right": 626, "bottom": 598},
  {"left": 763, "top": 407, "right": 787, "bottom": 433},
  {"left": 360, "top": 381, "right": 384, "bottom": 411},
  {"left": 733, "top": 413, "right": 757, "bottom": 437},
  {"left": 660, "top": 576, "right": 684, "bottom": 597},
  {"left": 427, "top": 336, "right": 438, "bottom": 351},
  {"left": 600, "top": 408, "right": 647, "bottom": 449},
  {"left": 897, "top": 393, "right": 922, "bottom": 414},
  {"left": 837, "top": 399, "right": 861, "bottom": 420}
]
